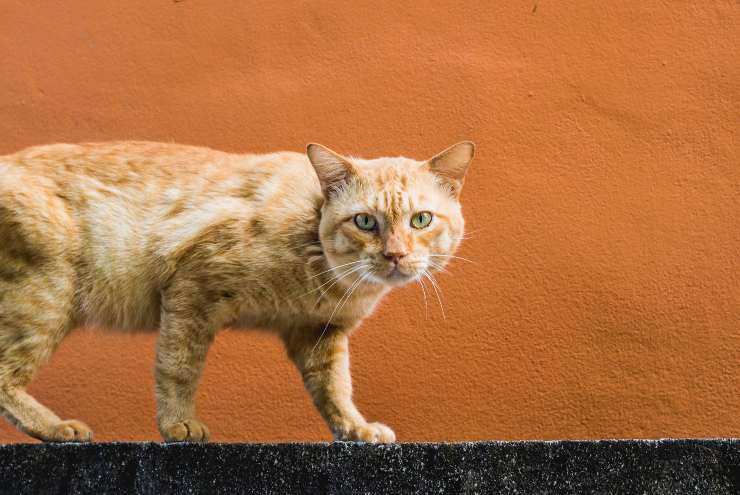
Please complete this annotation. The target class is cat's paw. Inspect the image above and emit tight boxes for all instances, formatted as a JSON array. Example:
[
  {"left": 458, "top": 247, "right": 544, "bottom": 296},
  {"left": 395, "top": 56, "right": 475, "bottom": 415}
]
[
  {"left": 337, "top": 421, "right": 396, "bottom": 443},
  {"left": 161, "top": 419, "right": 210, "bottom": 442},
  {"left": 48, "top": 419, "right": 94, "bottom": 442}
]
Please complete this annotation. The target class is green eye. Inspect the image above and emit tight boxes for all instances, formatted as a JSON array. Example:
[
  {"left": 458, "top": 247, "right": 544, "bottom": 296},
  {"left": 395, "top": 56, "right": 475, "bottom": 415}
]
[
  {"left": 411, "top": 211, "right": 433, "bottom": 229},
  {"left": 354, "top": 213, "right": 377, "bottom": 231}
]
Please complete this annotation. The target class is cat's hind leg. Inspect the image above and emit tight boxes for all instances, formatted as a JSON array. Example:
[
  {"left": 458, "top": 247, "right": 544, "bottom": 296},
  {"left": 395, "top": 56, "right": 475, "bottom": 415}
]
[{"left": 0, "top": 261, "right": 92, "bottom": 442}]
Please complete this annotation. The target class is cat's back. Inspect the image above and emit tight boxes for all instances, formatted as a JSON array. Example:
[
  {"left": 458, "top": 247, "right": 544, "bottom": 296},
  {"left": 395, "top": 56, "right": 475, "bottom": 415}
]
[
  {"left": 1, "top": 140, "right": 318, "bottom": 208},
  {"left": 1, "top": 141, "right": 323, "bottom": 248},
  {"left": 2, "top": 141, "right": 236, "bottom": 188},
  {"left": 1, "top": 141, "right": 250, "bottom": 252}
]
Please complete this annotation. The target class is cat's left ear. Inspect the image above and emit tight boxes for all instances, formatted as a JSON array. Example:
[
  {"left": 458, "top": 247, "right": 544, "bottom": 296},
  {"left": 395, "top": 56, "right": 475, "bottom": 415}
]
[
  {"left": 307, "top": 143, "right": 358, "bottom": 197},
  {"left": 427, "top": 141, "right": 475, "bottom": 197}
]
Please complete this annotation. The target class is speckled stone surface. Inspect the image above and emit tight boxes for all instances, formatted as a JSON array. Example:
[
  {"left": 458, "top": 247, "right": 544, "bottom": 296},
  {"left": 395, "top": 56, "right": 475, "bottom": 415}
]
[{"left": 1, "top": 440, "right": 739, "bottom": 494}]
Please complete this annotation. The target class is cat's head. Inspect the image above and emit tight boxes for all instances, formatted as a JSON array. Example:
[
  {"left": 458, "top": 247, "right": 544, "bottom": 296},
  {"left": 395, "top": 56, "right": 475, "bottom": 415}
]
[{"left": 308, "top": 142, "right": 473, "bottom": 288}]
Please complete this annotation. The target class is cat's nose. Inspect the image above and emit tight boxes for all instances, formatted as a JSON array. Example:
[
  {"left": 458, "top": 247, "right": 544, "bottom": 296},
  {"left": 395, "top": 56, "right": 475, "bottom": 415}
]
[{"left": 383, "top": 252, "right": 408, "bottom": 264}]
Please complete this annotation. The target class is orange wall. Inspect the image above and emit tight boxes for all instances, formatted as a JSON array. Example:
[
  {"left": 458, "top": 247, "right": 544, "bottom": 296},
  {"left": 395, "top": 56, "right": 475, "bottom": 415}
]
[{"left": 0, "top": 1, "right": 738, "bottom": 443}]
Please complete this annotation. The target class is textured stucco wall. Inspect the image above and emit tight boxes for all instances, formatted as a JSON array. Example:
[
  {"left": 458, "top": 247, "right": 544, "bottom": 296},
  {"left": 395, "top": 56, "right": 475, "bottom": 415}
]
[{"left": 0, "top": 1, "right": 738, "bottom": 443}]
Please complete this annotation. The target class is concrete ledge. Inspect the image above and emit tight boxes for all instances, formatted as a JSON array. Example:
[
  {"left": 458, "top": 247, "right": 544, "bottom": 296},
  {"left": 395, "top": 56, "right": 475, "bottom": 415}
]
[{"left": 1, "top": 440, "right": 739, "bottom": 494}]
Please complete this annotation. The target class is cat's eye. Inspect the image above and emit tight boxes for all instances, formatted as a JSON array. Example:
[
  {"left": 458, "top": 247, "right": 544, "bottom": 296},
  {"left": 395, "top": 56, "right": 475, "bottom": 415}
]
[
  {"left": 354, "top": 213, "right": 377, "bottom": 231},
  {"left": 411, "top": 211, "right": 433, "bottom": 229}
]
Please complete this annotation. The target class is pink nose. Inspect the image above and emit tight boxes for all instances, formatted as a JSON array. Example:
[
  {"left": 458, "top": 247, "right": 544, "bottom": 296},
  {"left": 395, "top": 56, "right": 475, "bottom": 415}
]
[
  {"left": 384, "top": 231, "right": 409, "bottom": 264},
  {"left": 383, "top": 251, "right": 408, "bottom": 264}
]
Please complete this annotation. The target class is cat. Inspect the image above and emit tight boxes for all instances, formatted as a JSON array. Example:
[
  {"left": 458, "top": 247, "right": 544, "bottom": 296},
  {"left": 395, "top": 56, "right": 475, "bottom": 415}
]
[{"left": 0, "top": 140, "right": 473, "bottom": 443}]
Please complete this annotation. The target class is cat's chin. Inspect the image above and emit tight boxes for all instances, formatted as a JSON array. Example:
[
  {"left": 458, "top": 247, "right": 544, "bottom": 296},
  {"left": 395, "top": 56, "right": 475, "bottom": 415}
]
[{"left": 372, "top": 268, "right": 417, "bottom": 287}]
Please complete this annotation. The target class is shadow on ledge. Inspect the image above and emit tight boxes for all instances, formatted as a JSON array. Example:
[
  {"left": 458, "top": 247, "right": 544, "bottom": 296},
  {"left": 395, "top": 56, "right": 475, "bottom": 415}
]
[{"left": 1, "top": 439, "right": 739, "bottom": 494}]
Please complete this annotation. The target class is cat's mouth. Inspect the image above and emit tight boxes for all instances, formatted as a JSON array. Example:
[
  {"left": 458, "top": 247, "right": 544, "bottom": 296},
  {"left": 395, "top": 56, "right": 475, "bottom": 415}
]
[
  {"left": 379, "top": 265, "right": 416, "bottom": 286},
  {"left": 387, "top": 266, "right": 407, "bottom": 279}
]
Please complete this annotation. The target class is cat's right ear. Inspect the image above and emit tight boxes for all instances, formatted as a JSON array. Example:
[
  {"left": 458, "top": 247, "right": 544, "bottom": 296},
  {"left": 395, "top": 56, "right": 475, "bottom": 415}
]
[{"left": 306, "top": 143, "right": 357, "bottom": 197}]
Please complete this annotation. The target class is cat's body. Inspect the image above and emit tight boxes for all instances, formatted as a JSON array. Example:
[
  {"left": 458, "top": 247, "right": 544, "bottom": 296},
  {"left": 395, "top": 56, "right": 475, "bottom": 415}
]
[
  {"left": 0, "top": 140, "right": 473, "bottom": 443},
  {"left": 1, "top": 142, "right": 385, "bottom": 333}
]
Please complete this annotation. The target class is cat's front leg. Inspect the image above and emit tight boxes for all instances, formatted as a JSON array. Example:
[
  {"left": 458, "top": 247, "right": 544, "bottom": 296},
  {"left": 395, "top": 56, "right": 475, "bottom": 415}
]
[
  {"left": 284, "top": 326, "right": 395, "bottom": 443},
  {"left": 155, "top": 281, "right": 223, "bottom": 442}
]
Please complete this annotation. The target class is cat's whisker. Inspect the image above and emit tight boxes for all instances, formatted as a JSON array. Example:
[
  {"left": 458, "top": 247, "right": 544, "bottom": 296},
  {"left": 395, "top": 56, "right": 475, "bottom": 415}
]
[
  {"left": 453, "top": 235, "right": 474, "bottom": 242},
  {"left": 428, "top": 266, "right": 448, "bottom": 276},
  {"left": 307, "top": 259, "right": 366, "bottom": 280},
  {"left": 310, "top": 264, "right": 368, "bottom": 309},
  {"left": 461, "top": 228, "right": 485, "bottom": 238},
  {"left": 288, "top": 262, "right": 365, "bottom": 301},
  {"left": 427, "top": 260, "right": 448, "bottom": 273},
  {"left": 454, "top": 233, "right": 476, "bottom": 241},
  {"left": 333, "top": 271, "right": 371, "bottom": 322},
  {"left": 310, "top": 270, "right": 371, "bottom": 357},
  {"left": 417, "top": 277, "right": 429, "bottom": 320},
  {"left": 428, "top": 254, "right": 475, "bottom": 264},
  {"left": 424, "top": 270, "right": 446, "bottom": 320},
  {"left": 451, "top": 228, "right": 484, "bottom": 243},
  {"left": 305, "top": 263, "right": 367, "bottom": 297}
]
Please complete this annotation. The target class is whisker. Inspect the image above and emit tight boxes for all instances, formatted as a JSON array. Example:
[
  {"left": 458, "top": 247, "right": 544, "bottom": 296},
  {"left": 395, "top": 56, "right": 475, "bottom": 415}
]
[
  {"left": 424, "top": 270, "right": 446, "bottom": 320},
  {"left": 311, "top": 276, "right": 362, "bottom": 356},
  {"left": 310, "top": 264, "right": 367, "bottom": 309},
  {"left": 333, "top": 271, "right": 371, "bottom": 320},
  {"left": 418, "top": 277, "right": 429, "bottom": 319},
  {"left": 427, "top": 260, "right": 448, "bottom": 273},
  {"left": 307, "top": 259, "right": 366, "bottom": 280},
  {"left": 452, "top": 228, "right": 485, "bottom": 242},
  {"left": 288, "top": 263, "right": 364, "bottom": 301},
  {"left": 428, "top": 254, "right": 475, "bottom": 264},
  {"left": 310, "top": 270, "right": 371, "bottom": 356},
  {"left": 306, "top": 263, "right": 366, "bottom": 297}
]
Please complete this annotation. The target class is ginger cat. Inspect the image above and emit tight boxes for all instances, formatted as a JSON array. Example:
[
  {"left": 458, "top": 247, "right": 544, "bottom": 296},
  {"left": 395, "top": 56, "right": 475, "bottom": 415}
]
[{"left": 0, "top": 140, "right": 473, "bottom": 443}]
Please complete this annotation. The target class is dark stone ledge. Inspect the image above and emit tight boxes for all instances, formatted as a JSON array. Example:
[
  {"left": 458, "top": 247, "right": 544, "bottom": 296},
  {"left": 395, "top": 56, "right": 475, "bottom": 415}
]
[{"left": 1, "top": 439, "right": 739, "bottom": 494}]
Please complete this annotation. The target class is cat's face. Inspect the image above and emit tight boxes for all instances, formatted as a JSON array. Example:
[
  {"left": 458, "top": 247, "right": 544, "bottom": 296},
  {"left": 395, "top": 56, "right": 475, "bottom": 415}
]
[{"left": 308, "top": 142, "right": 473, "bottom": 288}]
